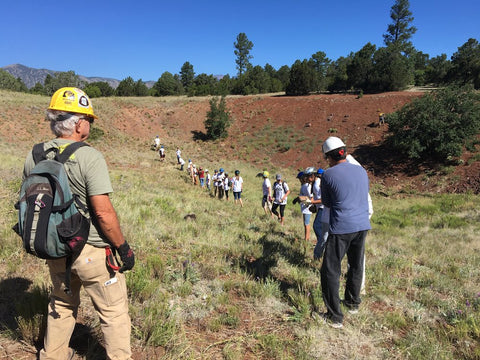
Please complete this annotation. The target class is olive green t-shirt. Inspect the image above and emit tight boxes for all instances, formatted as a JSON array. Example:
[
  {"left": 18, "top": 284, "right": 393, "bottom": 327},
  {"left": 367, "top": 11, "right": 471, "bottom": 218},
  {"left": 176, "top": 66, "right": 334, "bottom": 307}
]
[{"left": 23, "top": 139, "right": 114, "bottom": 247}]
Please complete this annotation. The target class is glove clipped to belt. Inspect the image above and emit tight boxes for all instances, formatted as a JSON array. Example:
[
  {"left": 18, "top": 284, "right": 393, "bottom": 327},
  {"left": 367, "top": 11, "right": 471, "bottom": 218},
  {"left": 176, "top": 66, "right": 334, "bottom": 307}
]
[
  {"left": 292, "top": 197, "right": 300, "bottom": 205},
  {"left": 117, "top": 241, "right": 135, "bottom": 273}
]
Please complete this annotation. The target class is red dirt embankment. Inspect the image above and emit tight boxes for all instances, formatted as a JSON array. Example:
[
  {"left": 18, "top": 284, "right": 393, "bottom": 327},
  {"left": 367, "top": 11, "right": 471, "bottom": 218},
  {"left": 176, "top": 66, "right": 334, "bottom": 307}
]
[
  {"left": 8, "top": 91, "right": 480, "bottom": 193},
  {"left": 120, "top": 91, "right": 479, "bottom": 194}
]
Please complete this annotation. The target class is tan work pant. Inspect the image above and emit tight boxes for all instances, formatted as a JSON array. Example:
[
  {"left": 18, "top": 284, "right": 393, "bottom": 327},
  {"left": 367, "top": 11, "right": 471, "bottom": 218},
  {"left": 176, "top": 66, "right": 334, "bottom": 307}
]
[{"left": 39, "top": 244, "right": 132, "bottom": 360}]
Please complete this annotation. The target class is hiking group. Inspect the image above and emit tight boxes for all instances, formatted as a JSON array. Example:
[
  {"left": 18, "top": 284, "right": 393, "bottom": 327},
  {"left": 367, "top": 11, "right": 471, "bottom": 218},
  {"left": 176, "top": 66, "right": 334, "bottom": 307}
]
[
  {"left": 14, "top": 87, "right": 373, "bottom": 359},
  {"left": 261, "top": 137, "right": 373, "bottom": 328},
  {"left": 171, "top": 146, "right": 245, "bottom": 206}
]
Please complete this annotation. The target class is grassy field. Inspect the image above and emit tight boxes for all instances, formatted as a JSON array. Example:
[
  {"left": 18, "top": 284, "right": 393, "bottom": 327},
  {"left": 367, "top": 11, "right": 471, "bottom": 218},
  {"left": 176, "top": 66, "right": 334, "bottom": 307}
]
[{"left": 0, "top": 93, "right": 479, "bottom": 359}]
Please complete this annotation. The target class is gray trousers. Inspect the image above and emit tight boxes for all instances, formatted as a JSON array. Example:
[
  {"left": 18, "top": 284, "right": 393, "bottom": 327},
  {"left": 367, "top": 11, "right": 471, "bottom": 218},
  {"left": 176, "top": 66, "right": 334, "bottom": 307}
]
[{"left": 321, "top": 230, "right": 367, "bottom": 323}]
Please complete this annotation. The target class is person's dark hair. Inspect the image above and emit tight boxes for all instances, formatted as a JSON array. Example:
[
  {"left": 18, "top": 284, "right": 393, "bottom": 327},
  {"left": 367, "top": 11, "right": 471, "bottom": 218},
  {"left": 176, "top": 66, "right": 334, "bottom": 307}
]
[{"left": 325, "top": 146, "right": 347, "bottom": 161}]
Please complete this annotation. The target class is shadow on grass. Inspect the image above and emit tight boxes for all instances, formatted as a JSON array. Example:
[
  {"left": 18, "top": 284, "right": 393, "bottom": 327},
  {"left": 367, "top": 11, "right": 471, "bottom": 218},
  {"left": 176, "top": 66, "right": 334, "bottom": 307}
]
[
  {"left": 0, "top": 276, "right": 105, "bottom": 358},
  {"left": 240, "top": 223, "right": 314, "bottom": 296}
]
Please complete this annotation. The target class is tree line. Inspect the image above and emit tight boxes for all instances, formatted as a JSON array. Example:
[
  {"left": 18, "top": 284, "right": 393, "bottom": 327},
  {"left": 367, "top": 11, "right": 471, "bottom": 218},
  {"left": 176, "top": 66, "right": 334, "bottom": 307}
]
[{"left": 1, "top": 0, "right": 479, "bottom": 97}]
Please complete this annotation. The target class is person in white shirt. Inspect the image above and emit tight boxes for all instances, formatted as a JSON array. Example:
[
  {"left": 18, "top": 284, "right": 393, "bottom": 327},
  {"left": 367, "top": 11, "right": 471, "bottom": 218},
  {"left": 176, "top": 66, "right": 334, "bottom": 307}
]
[
  {"left": 299, "top": 167, "right": 316, "bottom": 243},
  {"left": 224, "top": 173, "right": 230, "bottom": 200},
  {"left": 179, "top": 157, "right": 185, "bottom": 171},
  {"left": 212, "top": 170, "right": 219, "bottom": 197},
  {"left": 176, "top": 148, "right": 181, "bottom": 164},
  {"left": 261, "top": 171, "right": 273, "bottom": 217},
  {"left": 312, "top": 168, "right": 328, "bottom": 259},
  {"left": 217, "top": 168, "right": 225, "bottom": 199},
  {"left": 153, "top": 135, "right": 160, "bottom": 150},
  {"left": 232, "top": 170, "right": 244, "bottom": 207},
  {"left": 271, "top": 174, "right": 290, "bottom": 226},
  {"left": 158, "top": 145, "right": 165, "bottom": 161}
]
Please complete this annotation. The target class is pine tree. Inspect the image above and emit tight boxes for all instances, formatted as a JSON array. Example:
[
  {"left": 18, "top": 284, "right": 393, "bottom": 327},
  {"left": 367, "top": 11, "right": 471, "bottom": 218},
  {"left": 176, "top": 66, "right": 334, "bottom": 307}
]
[
  {"left": 383, "top": 0, "right": 417, "bottom": 53},
  {"left": 234, "top": 33, "right": 253, "bottom": 76}
]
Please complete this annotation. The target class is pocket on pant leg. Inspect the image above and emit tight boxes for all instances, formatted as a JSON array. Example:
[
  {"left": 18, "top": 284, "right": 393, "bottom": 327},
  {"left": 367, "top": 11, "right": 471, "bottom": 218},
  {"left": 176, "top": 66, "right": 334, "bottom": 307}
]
[{"left": 101, "top": 274, "right": 128, "bottom": 306}]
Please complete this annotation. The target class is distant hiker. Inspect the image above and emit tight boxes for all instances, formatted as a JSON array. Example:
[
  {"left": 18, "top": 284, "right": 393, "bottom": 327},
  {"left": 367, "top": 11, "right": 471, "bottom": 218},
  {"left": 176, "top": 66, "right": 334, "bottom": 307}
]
[
  {"left": 213, "top": 170, "right": 219, "bottom": 197},
  {"left": 379, "top": 112, "right": 385, "bottom": 126},
  {"left": 187, "top": 160, "right": 194, "bottom": 182},
  {"left": 153, "top": 135, "right": 160, "bottom": 149},
  {"left": 312, "top": 168, "right": 328, "bottom": 259},
  {"left": 158, "top": 145, "right": 165, "bottom": 161},
  {"left": 224, "top": 172, "right": 230, "bottom": 200},
  {"left": 319, "top": 136, "right": 371, "bottom": 328},
  {"left": 261, "top": 171, "right": 273, "bottom": 217},
  {"left": 205, "top": 169, "right": 211, "bottom": 191},
  {"left": 271, "top": 174, "right": 290, "bottom": 226},
  {"left": 217, "top": 168, "right": 225, "bottom": 199},
  {"left": 198, "top": 166, "right": 205, "bottom": 188},
  {"left": 192, "top": 164, "right": 198, "bottom": 185},
  {"left": 176, "top": 147, "right": 181, "bottom": 164},
  {"left": 300, "top": 167, "right": 316, "bottom": 243},
  {"left": 21, "top": 87, "right": 134, "bottom": 359},
  {"left": 232, "top": 170, "right": 244, "bottom": 207},
  {"left": 179, "top": 157, "right": 185, "bottom": 171}
]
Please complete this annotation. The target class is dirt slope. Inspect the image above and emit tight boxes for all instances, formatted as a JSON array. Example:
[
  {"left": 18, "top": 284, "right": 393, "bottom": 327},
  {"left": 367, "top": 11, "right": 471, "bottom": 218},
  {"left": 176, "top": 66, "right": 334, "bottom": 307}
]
[
  {"left": 4, "top": 90, "right": 479, "bottom": 193},
  {"left": 108, "top": 92, "right": 480, "bottom": 194}
]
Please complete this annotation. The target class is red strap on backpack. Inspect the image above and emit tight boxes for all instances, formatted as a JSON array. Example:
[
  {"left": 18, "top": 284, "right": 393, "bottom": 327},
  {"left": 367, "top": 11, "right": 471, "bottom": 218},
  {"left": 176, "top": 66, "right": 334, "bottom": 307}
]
[{"left": 105, "top": 247, "right": 120, "bottom": 271}]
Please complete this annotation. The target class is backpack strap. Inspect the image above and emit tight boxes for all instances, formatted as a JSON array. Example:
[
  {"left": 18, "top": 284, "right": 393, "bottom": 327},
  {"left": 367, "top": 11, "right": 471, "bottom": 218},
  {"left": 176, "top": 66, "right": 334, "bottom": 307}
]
[
  {"left": 32, "top": 143, "right": 50, "bottom": 164},
  {"left": 57, "top": 142, "right": 90, "bottom": 214},
  {"left": 55, "top": 142, "right": 89, "bottom": 164},
  {"left": 32, "top": 142, "right": 89, "bottom": 164}
]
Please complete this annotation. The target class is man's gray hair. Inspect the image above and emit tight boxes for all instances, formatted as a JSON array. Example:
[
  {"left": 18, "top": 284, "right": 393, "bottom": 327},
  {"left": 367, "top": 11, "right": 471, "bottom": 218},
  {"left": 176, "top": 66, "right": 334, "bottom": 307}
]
[{"left": 46, "top": 110, "right": 81, "bottom": 137}]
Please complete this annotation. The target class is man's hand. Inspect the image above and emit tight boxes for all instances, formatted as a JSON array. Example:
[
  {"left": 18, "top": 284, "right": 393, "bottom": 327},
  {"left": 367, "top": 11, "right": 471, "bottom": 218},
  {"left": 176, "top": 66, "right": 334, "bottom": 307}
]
[
  {"left": 117, "top": 241, "right": 135, "bottom": 273},
  {"left": 300, "top": 198, "right": 312, "bottom": 205}
]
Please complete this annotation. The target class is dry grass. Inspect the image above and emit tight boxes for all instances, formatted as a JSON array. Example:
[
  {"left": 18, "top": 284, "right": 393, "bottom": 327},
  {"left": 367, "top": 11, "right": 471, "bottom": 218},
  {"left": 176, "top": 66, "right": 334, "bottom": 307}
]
[{"left": 0, "top": 91, "right": 479, "bottom": 359}]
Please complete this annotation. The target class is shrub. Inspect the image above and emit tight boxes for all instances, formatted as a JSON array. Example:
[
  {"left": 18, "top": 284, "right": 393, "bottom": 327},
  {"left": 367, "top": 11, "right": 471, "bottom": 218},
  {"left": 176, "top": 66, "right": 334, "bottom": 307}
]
[
  {"left": 204, "top": 96, "right": 232, "bottom": 140},
  {"left": 386, "top": 85, "right": 480, "bottom": 163}
]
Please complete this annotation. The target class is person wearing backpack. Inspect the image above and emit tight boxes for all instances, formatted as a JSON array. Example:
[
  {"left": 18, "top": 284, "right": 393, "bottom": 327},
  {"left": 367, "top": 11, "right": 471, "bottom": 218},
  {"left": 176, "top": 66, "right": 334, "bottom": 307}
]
[
  {"left": 271, "top": 174, "right": 290, "bottom": 226},
  {"left": 224, "top": 172, "right": 230, "bottom": 200},
  {"left": 21, "top": 88, "right": 135, "bottom": 360},
  {"left": 299, "top": 167, "right": 316, "bottom": 243}
]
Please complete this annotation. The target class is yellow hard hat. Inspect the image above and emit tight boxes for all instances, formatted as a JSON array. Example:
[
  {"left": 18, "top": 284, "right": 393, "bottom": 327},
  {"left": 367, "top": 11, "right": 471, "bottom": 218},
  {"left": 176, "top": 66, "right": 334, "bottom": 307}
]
[
  {"left": 263, "top": 171, "right": 269, "bottom": 177},
  {"left": 48, "top": 87, "right": 98, "bottom": 119}
]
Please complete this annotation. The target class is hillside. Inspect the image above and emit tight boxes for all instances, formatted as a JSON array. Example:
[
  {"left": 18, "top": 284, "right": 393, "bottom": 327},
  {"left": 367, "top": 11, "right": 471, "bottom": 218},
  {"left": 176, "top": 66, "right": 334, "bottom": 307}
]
[
  {"left": 2, "top": 89, "right": 479, "bottom": 194},
  {"left": 1, "top": 90, "right": 480, "bottom": 359}
]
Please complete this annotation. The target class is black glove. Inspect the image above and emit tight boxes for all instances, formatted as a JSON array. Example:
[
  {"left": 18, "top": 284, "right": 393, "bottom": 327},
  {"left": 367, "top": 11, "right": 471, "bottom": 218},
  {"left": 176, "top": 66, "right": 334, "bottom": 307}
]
[
  {"left": 292, "top": 197, "right": 300, "bottom": 205},
  {"left": 117, "top": 241, "right": 135, "bottom": 273}
]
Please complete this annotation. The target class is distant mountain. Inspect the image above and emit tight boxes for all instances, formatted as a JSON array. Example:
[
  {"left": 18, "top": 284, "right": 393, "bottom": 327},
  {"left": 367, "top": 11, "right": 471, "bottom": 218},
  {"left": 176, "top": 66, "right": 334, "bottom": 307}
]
[{"left": 1, "top": 64, "right": 132, "bottom": 89}]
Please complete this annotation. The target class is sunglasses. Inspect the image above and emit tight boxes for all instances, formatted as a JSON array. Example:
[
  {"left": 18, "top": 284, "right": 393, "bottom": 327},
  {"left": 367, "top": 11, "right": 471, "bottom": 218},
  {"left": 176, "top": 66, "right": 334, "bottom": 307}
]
[{"left": 82, "top": 117, "right": 95, "bottom": 124}]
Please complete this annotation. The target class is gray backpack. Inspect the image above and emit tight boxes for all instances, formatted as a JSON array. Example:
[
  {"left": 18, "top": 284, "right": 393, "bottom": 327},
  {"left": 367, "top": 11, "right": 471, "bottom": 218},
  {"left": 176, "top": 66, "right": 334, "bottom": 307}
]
[{"left": 13, "top": 142, "right": 91, "bottom": 293}]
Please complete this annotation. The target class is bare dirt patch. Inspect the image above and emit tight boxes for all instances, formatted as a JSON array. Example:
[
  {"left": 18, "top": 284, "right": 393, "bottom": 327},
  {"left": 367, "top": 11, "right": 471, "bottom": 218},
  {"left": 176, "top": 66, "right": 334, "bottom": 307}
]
[{"left": 5, "top": 91, "right": 479, "bottom": 193}]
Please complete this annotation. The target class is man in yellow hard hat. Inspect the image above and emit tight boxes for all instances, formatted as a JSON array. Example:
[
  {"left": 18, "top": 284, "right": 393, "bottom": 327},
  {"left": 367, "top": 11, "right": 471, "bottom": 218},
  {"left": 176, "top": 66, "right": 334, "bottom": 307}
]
[
  {"left": 22, "top": 87, "right": 134, "bottom": 360},
  {"left": 379, "top": 112, "right": 385, "bottom": 126}
]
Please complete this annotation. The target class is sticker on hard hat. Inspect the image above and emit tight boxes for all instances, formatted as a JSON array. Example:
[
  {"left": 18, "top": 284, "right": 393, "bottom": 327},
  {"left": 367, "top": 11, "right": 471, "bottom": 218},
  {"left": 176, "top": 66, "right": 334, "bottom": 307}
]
[
  {"left": 63, "top": 90, "right": 75, "bottom": 100},
  {"left": 79, "top": 96, "right": 90, "bottom": 108}
]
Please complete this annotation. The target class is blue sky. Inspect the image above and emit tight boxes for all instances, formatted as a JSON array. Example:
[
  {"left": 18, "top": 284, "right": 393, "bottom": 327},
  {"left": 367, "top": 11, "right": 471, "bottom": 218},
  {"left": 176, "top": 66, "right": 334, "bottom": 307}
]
[{"left": 1, "top": 0, "right": 478, "bottom": 82}]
